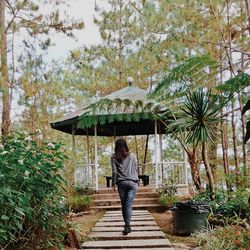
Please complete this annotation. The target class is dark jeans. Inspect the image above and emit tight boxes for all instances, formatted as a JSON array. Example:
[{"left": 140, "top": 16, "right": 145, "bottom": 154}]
[{"left": 117, "top": 180, "right": 137, "bottom": 225}]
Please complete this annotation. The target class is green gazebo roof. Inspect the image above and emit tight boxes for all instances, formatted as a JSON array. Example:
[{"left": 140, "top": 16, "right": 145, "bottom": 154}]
[{"left": 50, "top": 85, "right": 166, "bottom": 136}]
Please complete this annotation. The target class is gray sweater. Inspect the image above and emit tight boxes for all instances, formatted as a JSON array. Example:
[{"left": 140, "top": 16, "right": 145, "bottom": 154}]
[{"left": 111, "top": 153, "right": 138, "bottom": 186}]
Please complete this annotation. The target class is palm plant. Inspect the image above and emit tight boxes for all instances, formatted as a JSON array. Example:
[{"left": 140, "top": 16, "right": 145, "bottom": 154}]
[
  {"left": 151, "top": 55, "right": 219, "bottom": 192},
  {"left": 166, "top": 88, "right": 224, "bottom": 199}
]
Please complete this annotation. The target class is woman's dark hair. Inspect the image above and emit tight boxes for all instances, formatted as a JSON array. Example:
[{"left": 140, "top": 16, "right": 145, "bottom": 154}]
[{"left": 115, "top": 138, "right": 129, "bottom": 163}]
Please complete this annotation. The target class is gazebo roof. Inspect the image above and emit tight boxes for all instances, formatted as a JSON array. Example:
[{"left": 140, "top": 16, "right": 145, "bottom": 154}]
[{"left": 50, "top": 85, "right": 166, "bottom": 136}]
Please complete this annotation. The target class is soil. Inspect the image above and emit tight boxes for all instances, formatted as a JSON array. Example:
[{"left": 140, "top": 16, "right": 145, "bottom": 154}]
[
  {"left": 152, "top": 210, "right": 197, "bottom": 248},
  {"left": 64, "top": 211, "right": 104, "bottom": 249}
]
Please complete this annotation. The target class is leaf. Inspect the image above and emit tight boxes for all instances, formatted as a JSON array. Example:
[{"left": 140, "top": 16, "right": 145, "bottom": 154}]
[
  {"left": 242, "top": 100, "right": 250, "bottom": 115},
  {"left": 1, "top": 215, "right": 9, "bottom": 220},
  {"left": 15, "top": 207, "right": 25, "bottom": 216}
]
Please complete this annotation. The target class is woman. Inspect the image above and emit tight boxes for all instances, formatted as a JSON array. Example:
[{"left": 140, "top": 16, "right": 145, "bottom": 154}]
[{"left": 111, "top": 138, "right": 138, "bottom": 235}]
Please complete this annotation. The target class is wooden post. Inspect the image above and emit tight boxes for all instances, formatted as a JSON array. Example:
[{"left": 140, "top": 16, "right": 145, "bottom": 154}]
[
  {"left": 154, "top": 121, "right": 158, "bottom": 188},
  {"left": 183, "top": 149, "right": 188, "bottom": 185},
  {"left": 159, "top": 132, "right": 163, "bottom": 185},
  {"left": 94, "top": 125, "right": 99, "bottom": 190},
  {"left": 86, "top": 129, "right": 91, "bottom": 185},
  {"left": 72, "top": 124, "right": 76, "bottom": 160}
]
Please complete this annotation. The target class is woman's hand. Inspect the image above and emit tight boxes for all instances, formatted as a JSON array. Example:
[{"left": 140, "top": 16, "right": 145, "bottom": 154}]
[{"left": 112, "top": 186, "right": 117, "bottom": 192}]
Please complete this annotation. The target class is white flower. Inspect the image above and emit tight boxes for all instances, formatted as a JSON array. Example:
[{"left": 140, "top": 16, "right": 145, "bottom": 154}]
[
  {"left": 25, "top": 136, "right": 32, "bottom": 141},
  {"left": 18, "top": 159, "right": 24, "bottom": 165},
  {"left": 47, "top": 142, "right": 55, "bottom": 148},
  {"left": 35, "top": 129, "right": 41, "bottom": 133},
  {"left": 1, "top": 151, "right": 8, "bottom": 155},
  {"left": 37, "top": 134, "right": 43, "bottom": 140},
  {"left": 0, "top": 144, "right": 3, "bottom": 149},
  {"left": 24, "top": 170, "right": 30, "bottom": 177}
]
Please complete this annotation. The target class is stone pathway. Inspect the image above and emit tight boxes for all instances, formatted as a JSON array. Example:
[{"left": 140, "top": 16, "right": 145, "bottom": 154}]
[{"left": 80, "top": 210, "right": 173, "bottom": 249}]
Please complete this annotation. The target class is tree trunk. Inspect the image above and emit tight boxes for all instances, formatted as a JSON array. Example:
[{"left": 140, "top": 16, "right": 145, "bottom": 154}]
[
  {"left": 202, "top": 143, "right": 215, "bottom": 200},
  {"left": 208, "top": 143, "right": 217, "bottom": 183},
  {"left": 220, "top": 110, "right": 230, "bottom": 189},
  {"left": 238, "top": 92, "right": 247, "bottom": 177},
  {"left": 187, "top": 149, "right": 202, "bottom": 191},
  {"left": 245, "top": 0, "right": 250, "bottom": 34},
  {"left": 0, "top": 0, "right": 11, "bottom": 139}
]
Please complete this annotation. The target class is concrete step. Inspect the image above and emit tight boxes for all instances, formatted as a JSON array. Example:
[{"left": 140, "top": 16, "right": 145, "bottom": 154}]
[
  {"left": 104, "top": 210, "right": 150, "bottom": 215},
  {"left": 92, "top": 226, "right": 162, "bottom": 232},
  {"left": 80, "top": 239, "right": 172, "bottom": 249},
  {"left": 94, "top": 187, "right": 157, "bottom": 194},
  {"left": 95, "top": 220, "right": 157, "bottom": 227},
  {"left": 80, "top": 248, "right": 172, "bottom": 250},
  {"left": 90, "top": 204, "right": 161, "bottom": 212},
  {"left": 103, "top": 212, "right": 151, "bottom": 217},
  {"left": 92, "top": 191, "right": 159, "bottom": 200},
  {"left": 99, "top": 216, "right": 154, "bottom": 222},
  {"left": 89, "top": 231, "right": 165, "bottom": 240},
  {"left": 93, "top": 198, "right": 159, "bottom": 206}
]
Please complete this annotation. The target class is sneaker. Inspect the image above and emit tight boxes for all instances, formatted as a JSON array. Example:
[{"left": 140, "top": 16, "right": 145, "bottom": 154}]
[{"left": 122, "top": 225, "right": 131, "bottom": 235}]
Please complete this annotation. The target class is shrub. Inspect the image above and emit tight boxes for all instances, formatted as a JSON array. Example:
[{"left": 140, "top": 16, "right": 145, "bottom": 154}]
[
  {"left": 195, "top": 225, "right": 250, "bottom": 250},
  {"left": 67, "top": 194, "right": 93, "bottom": 212},
  {"left": 158, "top": 179, "right": 180, "bottom": 208},
  {"left": 0, "top": 132, "right": 67, "bottom": 249},
  {"left": 193, "top": 188, "right": 250, "bottom": 222},
  {"left": 158, "top": 194, "right": 180, "bottom": 207}
]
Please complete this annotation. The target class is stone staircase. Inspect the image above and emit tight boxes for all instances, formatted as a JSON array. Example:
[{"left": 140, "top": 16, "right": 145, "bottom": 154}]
[
  {"left": 80, "top": 210, "right": 173, "bottom": 249},
  {"left": 90, "top": 186, "right": 162, "bottom": 212}
]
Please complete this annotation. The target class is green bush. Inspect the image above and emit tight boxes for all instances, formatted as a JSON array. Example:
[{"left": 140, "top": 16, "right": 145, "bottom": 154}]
[
  {"left": 158, "top": 180, "right": 180, "bottom": 207},
  {"left": 0, "top": 132, "right": 67, "bottom": 249},
  {"left": 158, "top": 194, "right": 180, "bottom": 207},
  {"left": 193, "top": 188, "right": 250, "bottom": 221},
  {"left": 67, "top": 194, "right": 93, "bottom": 212}
]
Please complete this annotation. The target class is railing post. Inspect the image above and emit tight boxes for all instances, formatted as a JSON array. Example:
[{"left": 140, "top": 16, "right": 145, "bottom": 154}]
[
  {"left": 94, "top": 125, "right": 99, "bottom": 190},
  {"left": 154, "top": 120, "right": 158, "bottom": 188}
]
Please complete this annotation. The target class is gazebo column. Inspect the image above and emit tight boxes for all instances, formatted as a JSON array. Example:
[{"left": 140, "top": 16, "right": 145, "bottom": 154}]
[
  {"left": 86, "top": 129, "right": 91, "bottom": 185},
  {"left": 159, "top": 132, "right": 163, "bottom": 185},
  {"left": 94, "top": 125, "right": 99, "bottom": 190},
  {"left": 154, "top": 120, "right": 159, "bottom": 188},
  {"left": 183, "top": 149, "right": 188, "bottom": 185}
]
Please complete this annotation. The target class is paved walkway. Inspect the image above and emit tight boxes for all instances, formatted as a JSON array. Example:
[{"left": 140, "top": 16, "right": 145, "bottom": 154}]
[{"left": 80, "top": 210, "right": 173, "bottom": 249}]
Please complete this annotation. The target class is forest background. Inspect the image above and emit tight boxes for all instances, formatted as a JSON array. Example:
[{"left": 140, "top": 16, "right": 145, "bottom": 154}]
[{"left": 1, "top": 0, "right": 250, "bottom": 198}]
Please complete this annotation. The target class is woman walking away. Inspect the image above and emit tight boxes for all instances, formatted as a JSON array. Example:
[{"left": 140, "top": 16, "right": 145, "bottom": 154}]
[{"left": 111, "top": 138, "right": 138, "bottom": 235}]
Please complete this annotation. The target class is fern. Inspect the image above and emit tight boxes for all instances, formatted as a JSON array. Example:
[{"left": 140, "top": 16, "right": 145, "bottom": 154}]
[{"left": 149, "top": 54, "right": 217, "bottom": 101}]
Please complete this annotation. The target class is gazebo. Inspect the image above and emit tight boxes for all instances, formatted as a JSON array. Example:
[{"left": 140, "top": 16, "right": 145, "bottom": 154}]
[{"left": 50, "top": 84, "right": 188, "bottom": 190}]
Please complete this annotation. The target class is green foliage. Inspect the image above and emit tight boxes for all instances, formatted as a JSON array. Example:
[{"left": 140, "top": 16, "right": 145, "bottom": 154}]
[
  {"left": 182, "top": 88, "right": 224, "bottom": 145},
  {"left": 0, "top": 132, "right": 67, "bottom": 249},
  {"left": 150, "top": 55, "right": 218, "bottom": 101},
  {"left": 158, "top": 179, "right": 180, "bottom": 207},
  {"left": 77, "top": 96, "right": 160, "bottom": 129},
  {"left": 74, "top": 184, "right": 94, "bottom": 195},
  {"left": 193, "top": 189, "right": 250, "bottom": 221},
  {"left": 67, "top": 195, "right": 93, "bottom": 213},
  {"left": 158, "top": 194, "right": 180, "bottom": 207},
  {"left": 195, "top": 225, "right": 250, "bottom": 250}
]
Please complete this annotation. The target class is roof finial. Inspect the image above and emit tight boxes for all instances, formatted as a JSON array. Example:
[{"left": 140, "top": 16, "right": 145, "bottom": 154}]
[{"left": 127, "top": 76, "right": 134, "bottom": 86}]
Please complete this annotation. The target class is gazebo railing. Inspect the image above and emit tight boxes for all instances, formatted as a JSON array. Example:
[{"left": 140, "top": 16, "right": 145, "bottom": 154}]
[
  {"left": 161, "top": 161, "right": 190, "bottom": 185},
  {"left": 73, "top": 160, "right": 190, "bottom": 189}
]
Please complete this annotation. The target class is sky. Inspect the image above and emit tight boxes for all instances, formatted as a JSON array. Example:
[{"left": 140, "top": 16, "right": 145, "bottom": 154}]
[
  {"left": 10, "top": 0, "right": 105, "bottom": 118},
  {"left": 46, "top": 0, "right": 103, "bottom": 60}
]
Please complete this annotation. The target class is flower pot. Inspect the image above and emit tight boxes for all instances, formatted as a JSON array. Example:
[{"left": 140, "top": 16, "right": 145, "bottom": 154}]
[{"left": 172, "top": 201, "right": 210, "bottom": 235}]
